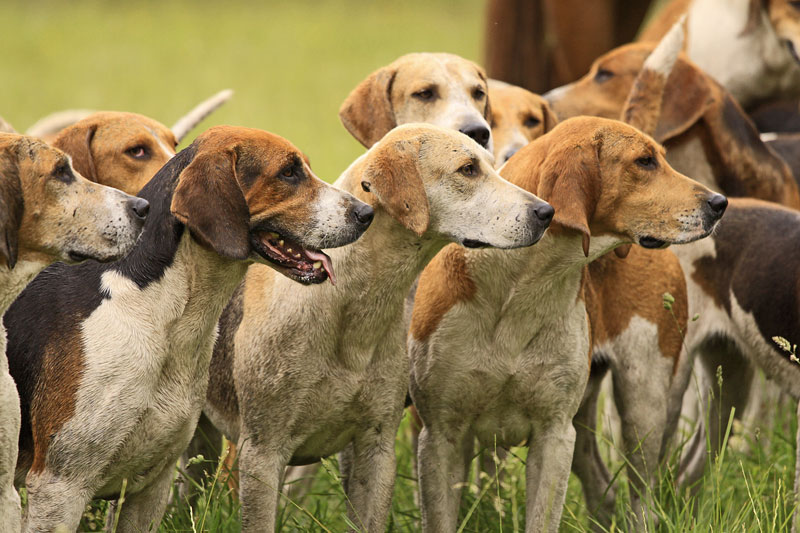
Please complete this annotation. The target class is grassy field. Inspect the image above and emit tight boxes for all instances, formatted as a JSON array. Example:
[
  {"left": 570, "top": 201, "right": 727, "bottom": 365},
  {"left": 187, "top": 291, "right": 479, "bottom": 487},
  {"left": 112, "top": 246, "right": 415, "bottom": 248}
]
[{"left": 3, "top": 1, "right": 798, "bottom": 531}]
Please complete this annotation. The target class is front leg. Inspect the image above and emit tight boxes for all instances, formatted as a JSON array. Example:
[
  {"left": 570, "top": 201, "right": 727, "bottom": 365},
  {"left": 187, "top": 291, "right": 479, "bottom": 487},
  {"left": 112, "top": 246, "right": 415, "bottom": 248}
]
[
  {"left": 238, "top": 431, "right": 288, "bottom": 533},
  {"left": 340, "top": 425, "right": 399, "bottom": 532},
  {"left": 571, "top": 371, "right": 615, "bottom": 531},
  {"left": 417, "top": 424, "right": 471, "bottom": 533},
  {"left": 22, "top": 470, "right": 89, "bottom": 533},
  {"left": 107, "top": 462, "right": 175, "bottom": 533},
  {"left": 525, "top": 420, "right": 576, "bottom": 533}
]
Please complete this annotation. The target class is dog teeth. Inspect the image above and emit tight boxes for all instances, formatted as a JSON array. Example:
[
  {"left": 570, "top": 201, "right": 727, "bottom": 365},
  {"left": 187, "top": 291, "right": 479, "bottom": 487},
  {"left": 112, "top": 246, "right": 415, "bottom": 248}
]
[
  {"left": 294, "top": 253, "right": 301, "bottom": 259},
  {"left": 268, "top": 232, "right": 280, "bottom": 239},
  {"left": 287, "top": 248, "right": 292, "bottom": 253},
  {"left": 279, "top": 240, "right": 284, "bottom": 246},
  {"left": 313, "top": 261, "right": 322, "bottom": 269}
]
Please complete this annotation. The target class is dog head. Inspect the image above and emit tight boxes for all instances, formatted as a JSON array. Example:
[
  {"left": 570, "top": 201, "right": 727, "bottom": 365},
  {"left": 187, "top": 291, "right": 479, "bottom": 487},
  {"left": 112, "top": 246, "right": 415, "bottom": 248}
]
[
  {"left": 502, "top": 117, "right": 726, "bottom": 256},
  {"left": 53, "top": 112, "right": 177, "bottom": 195},
  {"left": 0, "top": 133, "right": 148, "bottom": 269},
  {"left": 544, "top": 42, "right": 800, "bottom": 209},
  {"left": 351, "top": 123, "right": 551, "bottom": 249},
  {"left": 747, "top": 0, "right": 800, "bottom": 67},
  {"left": 168, "top": 126, "right": 373, "bottom": 284},
  {"left": 488, "top": 79, "right": 557, "bottom": 166},
  {"left": 339, "top": 53, "right": 493, "bottom": 152}
]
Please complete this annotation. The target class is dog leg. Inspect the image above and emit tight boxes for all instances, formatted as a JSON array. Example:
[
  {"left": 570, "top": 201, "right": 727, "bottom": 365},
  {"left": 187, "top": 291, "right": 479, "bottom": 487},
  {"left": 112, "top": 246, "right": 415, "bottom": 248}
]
[
  {"left": 0, "top": 360, "right": 20, "bottom": 533},
  {"left": 418, "top": 424, "right": 470, "bottom": 533},
  {"left": 107, "top": 462, "right": 174, "bottom": 533},
  {"left": 525, "top": 419, "right": 576, "bottom": 533},
  {"left": 341, "top": 427, "right": 398, "bottom": 532},
  {"left": 571, "top": 372, "right": 615, "bottom": 531},
  {"left": 22, "top": 473, "right": 87, "bottom": 533},
  {"left": 237, "top": 435, "right": 286, "bottom": 533},
  {"left": 612, "top": 358, "right": 671, "bottom": 529}
]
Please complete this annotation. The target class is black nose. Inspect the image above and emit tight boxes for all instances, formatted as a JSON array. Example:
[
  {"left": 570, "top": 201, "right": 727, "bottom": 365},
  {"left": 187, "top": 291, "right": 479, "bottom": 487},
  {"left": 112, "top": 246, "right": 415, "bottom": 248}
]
[
  {"left": 459, "top": 125, "right": 491, "bottom": 148},
  {"left": 127, "top": 197, "right": 149, "bottom": 221},
  {"left": 353, "top": 203, "right": 374, "bottom": 227},
  {"left": 707, "top": 194, "right": 728, "bottom": 217},
  {"left": 531, "top": 202, "right": 555, "bottom": 225}
]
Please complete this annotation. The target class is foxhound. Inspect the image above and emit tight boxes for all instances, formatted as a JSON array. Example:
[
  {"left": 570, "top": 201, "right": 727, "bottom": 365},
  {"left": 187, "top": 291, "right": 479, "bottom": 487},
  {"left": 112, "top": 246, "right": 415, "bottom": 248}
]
[{"left": 4, "top": 126, "right": 373, "bottom": 532}]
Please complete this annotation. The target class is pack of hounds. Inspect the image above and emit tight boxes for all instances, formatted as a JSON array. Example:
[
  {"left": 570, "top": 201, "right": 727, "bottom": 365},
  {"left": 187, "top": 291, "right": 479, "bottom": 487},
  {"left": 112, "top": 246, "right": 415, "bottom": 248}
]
[{"left": 1, "top": 0, "right": 800, "bottom": 531}]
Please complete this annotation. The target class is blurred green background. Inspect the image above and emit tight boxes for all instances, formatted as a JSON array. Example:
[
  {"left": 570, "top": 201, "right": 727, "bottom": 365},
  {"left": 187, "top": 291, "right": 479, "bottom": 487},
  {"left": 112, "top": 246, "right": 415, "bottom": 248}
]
[{"left": 1, "top": 0, "right": 483, "bottom": 181}]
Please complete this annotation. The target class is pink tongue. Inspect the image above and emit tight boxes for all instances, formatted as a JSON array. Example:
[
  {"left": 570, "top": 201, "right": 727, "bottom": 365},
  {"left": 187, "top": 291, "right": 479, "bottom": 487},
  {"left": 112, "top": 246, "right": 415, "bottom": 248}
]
[{"left": 306, "top": 249, "right": 336, "bottom": 285}]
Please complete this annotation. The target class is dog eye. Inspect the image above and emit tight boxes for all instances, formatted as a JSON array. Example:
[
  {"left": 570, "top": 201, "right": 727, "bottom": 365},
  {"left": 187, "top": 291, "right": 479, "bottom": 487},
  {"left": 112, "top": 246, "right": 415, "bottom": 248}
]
[
  {"left": 472, "top": 87, "right": 486, "bottom": 100},
  {"left": 635, "top": 156, "right": 657, "bottom": 170},
  {"left": 282, "top": 167, "right": 295, "bottom": 178},
  {"left": 52, "top": 165, "right": 73, "bottom": 183},
  {"left": 413, "top": 88, "right": 435, "bottom": 101},
  {"left": 594, "top": 69, "right": 614, "bottom": 83},
  {"left": 459, "top": 163, "right": 477, "bottom": 177},
  {"left": 125, "top": 146, "right": 148, "bottom": 159},
  {"left": 523, "top": 116, "right": 541, "bottom": 128}
]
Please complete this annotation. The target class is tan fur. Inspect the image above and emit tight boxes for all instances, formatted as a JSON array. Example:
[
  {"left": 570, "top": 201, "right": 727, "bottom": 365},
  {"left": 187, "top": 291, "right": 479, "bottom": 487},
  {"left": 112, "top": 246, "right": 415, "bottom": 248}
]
[
  {"left": 53, "top": 111, "right": 176, "bottom": 195},
  {"left": 339, "top": 53, "right": 492, "bottom": 148},
  {"left": 546, "top": 43, "right": 800, "bottom": 209},
  {"left": 488, "top": 79, "right": 557, "bottom": 164}
]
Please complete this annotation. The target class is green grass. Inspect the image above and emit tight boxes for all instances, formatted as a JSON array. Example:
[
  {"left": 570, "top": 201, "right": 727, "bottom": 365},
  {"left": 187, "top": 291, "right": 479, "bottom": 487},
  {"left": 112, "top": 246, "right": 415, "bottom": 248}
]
[{"left": 4, "top": 2, "right": 798, "bottom": 531}]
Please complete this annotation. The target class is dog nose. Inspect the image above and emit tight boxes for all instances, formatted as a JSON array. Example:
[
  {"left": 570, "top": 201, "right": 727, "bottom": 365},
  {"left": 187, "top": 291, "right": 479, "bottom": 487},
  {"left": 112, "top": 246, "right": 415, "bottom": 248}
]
[
  {"left": 127, "top": 198, "right": 150, "bottom": 221},
  {"left": 352, "top": 203, "right": 374, "bottom": 227},
  {"left": 459, "top": 125, "right": 491, "bottom": 148},
  {"left": 530, "top": 202, "right": 555, "bottom": 226},
  {"left": 707, "top": 194, "right": 728, "bottom": 217}
]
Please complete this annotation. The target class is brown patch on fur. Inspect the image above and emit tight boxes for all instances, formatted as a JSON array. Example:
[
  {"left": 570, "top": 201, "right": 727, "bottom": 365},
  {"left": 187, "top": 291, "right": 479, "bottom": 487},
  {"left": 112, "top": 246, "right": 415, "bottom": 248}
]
[
  {"left": 360, "top": 137, "right": 429, "bottom": 236},
  {"left": 623, "top": 69, "right": 667, "bottom": 136},
  {"left": 339, "top": 67, "right": 398, "bottom": 148},
  {"left": 410, "top": 244, "right": 476, "bottom": 342},
  {"left": 29, "top": 327, "right": 84, "bottom": 473},
  {"left": 53, "top": 112, "right": 177, "bottom": 195},
  {"left": 585, "top": 247, "right": 688, "bottom": 372},
  {"left": 0, "top": 139, "right": 24, "bottom": 268}
]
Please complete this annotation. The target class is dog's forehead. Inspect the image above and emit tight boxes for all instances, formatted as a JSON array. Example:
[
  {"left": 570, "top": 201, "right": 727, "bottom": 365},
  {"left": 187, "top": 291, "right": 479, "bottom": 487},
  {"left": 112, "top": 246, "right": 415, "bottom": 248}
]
[
  {"left": 199, "top": 126, "right": 301, "bottom": 167},
  {"left": 91, "top": 112, "right": 176, "bottom": 146},
  {"left": 395, "top": 53, "right": 483, "bottom": 88}
]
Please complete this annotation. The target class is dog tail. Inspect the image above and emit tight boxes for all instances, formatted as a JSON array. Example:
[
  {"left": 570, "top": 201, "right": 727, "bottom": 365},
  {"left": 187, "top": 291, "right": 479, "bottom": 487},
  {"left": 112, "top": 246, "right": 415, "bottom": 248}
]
[
  {"left": 621, "top": 15, "right": 686, "bottom": 136},
  {"left": 171, "top": 89, "right": 234, "bottom": 143},
  {"left": 0, "top": 116, "right": 16, "bottom": 134}
]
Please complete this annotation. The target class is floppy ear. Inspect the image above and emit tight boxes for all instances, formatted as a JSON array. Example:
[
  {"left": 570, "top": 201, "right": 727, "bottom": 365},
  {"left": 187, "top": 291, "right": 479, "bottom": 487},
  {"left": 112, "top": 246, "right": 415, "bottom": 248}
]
[
  {"left": 536, "top": 140, "right": 601, "bottom": 257},
  {"left": 741, "top": 0, "right": 765, "bottom": 35},
  {"left": 360, "top": 138, "right": 429, "bottom": 235},
  {"left": 540, "top": 100, "right": 559, "bottom": 133},
  {"left": 170, "top": 146, "right": 251, "bottom": 260},
  {"left": 53, "top": 122, "right": 98, "bottom": 182},
  {"left": 702, "top": 93, "right": 798, "bottom": 204},
  {"left": 339, "top": 67, "right": 398, "bottom": 148},
  {"left": 0, "top": 157, "right": 23, "bottom": 269},
  {"left": 477, "top": 70, "right": 493, "bottom": 125},
  {"left": 654, "top": 60, "right": 714, "bottom": 143},
  {"left": 623, "top": 17, "right": 685, "bottom": 137}
]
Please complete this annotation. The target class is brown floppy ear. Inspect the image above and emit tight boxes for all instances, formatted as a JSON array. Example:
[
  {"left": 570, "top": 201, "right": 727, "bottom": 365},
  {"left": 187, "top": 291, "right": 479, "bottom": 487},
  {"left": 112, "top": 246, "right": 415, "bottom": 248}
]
[
  {"left": 360, "top": 137, "right": 429, "bottom": 235},
  {"left": 536, "top": 140, "right": 601, "bottom": 257},
  {"left": 339, "top": 66, "right": 398, "bottom": 148},
  {"left": 0, "top": 155, "right": 23, "bottom": 269},
  {"left": 654, "top": 60, "right": 714, "bottom": 143},
  {"left": 702, "top": 93, "right": 798, "bottom": 205},
  {"left": 53, "top": 122, "right": 99, "bottom": 182},
  {"left": 540, "top": 100, "right": 559, "bottom": 133},
  {"left": 170, "top": 146, "right": 250, "bottom": 260}
]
